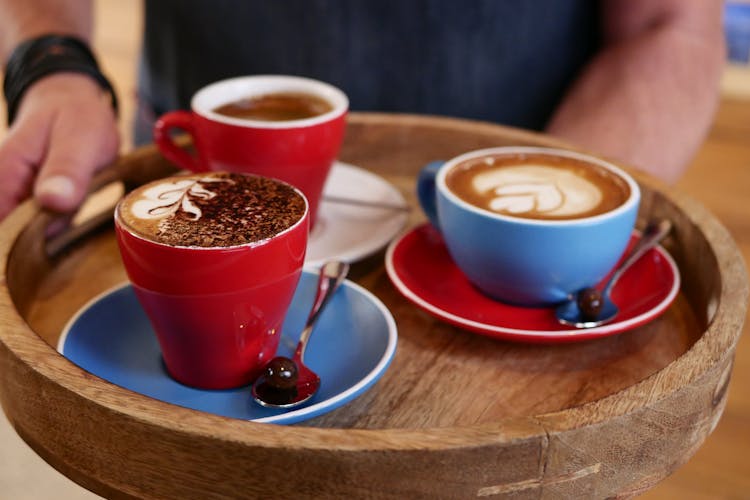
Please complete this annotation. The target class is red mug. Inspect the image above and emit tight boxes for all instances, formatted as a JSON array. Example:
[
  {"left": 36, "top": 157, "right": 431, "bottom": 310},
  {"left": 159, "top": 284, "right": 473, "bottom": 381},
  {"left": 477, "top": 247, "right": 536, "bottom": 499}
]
[
  {"left": 153, "top": 75, "right": 348, "bottom": 226},
  {"left": 114, "top": 172, "right": 309, "bottom": 389}
]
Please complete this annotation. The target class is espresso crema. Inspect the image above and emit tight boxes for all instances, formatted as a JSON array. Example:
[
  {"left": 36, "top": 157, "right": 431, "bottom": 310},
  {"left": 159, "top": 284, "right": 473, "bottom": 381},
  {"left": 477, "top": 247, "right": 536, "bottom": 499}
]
[
  {"left": 445, "top": 153, "right": 630, "bottom": 220},
  {"left": 117, "top": 172, "right": 306, "bottom": 247},
  {"left": 212, "top": 92, "right": 333, "bottom": 121}
]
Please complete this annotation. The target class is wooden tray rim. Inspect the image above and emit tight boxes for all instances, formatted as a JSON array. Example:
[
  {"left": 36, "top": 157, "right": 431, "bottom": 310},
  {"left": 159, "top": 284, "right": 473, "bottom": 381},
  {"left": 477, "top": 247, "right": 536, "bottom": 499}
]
[{"left": 0, "top": 113, "right": 747, "bottom": 450}]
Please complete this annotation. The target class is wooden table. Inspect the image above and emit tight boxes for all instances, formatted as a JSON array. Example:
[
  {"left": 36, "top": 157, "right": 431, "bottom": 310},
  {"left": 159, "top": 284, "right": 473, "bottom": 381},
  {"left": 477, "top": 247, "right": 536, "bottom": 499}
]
[{"left": 0, "top": 112, "right": 747, "bottom": 499}]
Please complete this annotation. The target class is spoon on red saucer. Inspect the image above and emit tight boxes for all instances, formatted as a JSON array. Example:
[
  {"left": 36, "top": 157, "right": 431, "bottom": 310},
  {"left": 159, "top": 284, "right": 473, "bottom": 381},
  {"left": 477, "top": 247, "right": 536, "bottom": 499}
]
[
  {"left": 252, "top": 260, "right": 350, "bottom": 408},
  {"left": 555, "top": 219, "right": 673, "bottom": 329}
]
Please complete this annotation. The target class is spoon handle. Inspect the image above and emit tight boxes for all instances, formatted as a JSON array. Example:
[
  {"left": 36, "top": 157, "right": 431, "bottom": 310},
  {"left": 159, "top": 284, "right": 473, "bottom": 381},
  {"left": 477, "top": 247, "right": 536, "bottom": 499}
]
[
  {"left": 295, "top": 261, "right": 350, "bottom": 362},
  {"left": 324, "top": 195, "right": 411, "bottom": 212},
  {"left": 605, "top": 219, "right": 673, "bottom": 293}
]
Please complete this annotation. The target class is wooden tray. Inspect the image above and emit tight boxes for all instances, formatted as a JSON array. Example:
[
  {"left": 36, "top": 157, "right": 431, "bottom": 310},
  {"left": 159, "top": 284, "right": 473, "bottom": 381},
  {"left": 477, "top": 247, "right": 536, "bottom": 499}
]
[{"left": 0, "top": 113, "right": 747, "bottom": 499}]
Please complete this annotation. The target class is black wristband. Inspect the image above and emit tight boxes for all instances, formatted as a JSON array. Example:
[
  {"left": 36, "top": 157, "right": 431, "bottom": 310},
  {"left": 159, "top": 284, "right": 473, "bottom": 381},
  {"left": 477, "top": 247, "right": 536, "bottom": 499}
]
[{"left": 3, "top": 34, "right": 119, "bottom": 125}]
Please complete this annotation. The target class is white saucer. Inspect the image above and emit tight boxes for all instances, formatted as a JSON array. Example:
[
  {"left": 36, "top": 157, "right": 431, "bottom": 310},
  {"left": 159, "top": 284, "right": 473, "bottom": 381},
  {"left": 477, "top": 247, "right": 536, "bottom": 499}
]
[{"left": 306, "top": 162, "right": 410, "bottom": 268}]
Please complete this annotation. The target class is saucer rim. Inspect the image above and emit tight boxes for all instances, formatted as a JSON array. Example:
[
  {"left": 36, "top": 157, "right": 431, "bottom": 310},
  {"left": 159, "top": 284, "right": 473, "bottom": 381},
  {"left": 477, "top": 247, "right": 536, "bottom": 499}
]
[
  {"left": 305, "top": 161, "right": 409, "bottom": 268},
  {"left": 385, "top": 223, "right": 681, "bottom": 341},
  {"left": 58, "top": 270, "right": 398, "bottom": 424}
]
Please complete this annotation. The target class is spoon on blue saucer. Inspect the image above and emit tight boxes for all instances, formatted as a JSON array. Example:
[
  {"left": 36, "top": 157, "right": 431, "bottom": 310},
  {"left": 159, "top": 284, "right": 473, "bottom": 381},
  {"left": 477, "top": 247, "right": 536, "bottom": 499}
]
[
  {"left": 556, "top": 219, "right": 673, "bottom": 329},
  {"left": 252, "top": 260, "right": 350, "bottom": 408}
]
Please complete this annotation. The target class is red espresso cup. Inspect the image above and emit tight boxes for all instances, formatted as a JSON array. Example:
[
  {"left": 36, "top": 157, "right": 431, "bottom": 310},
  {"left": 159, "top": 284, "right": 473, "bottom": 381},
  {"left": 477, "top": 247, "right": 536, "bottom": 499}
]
[
  {"left": 114, "top": 172, "right": 309, "bottom": 389},
  {"left": 154, "top": 75, "right": 348, "bottom": 226}
]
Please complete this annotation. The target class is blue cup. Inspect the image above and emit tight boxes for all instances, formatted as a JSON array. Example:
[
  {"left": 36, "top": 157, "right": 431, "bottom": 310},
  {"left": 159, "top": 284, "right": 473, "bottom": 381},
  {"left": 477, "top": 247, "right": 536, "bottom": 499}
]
[{"left": 417, "top": 147, "right": 640, "bottom": 306}]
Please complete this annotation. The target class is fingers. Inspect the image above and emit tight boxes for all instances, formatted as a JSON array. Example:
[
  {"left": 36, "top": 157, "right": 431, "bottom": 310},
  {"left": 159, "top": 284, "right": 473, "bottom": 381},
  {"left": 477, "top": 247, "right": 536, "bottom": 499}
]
[
  {"left": 0, "top": 108, "right": 52, "bottom": 220},
  {"left": 0, "top": 158, "right": 33, "bottom": 220},
  {"left": 0, "top": 73, "right": 120, "bottom": 220},
  {"left": 34, "top": 100, "right": 120, "bottom": 213}
]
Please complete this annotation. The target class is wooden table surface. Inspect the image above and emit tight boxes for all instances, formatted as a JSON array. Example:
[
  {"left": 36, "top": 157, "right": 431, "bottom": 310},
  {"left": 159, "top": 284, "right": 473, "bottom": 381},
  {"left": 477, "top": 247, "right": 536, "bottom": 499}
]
[{"left": 0, "top": 1, "right": 749, "bottom": 498}]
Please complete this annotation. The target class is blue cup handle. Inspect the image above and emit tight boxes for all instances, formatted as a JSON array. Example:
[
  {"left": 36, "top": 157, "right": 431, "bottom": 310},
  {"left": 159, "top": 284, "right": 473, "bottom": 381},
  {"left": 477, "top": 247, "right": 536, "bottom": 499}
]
[{"left": 416, "top": 160, "right": 445, "bottom": 230}]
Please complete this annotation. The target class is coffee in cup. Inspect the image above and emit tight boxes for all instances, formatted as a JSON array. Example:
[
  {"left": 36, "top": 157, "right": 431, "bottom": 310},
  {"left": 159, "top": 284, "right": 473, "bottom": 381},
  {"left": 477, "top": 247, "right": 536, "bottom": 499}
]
[
  {"left": 118, "top": 172, "right": 306, "bottom": 247},
  {"left": 444, "top": 152, "right": 631, "bottom": 221},
  {"left": 115, "top": 172, "right": 309, "bottom": 389},
  {"left": 417, "top": 147, "right": 640, "bottom": 306},
  {"left": 154, "top": 75, "right": 348, "bottom": 226},
  {"left": 212, "top": 92, "right": 334, "bottom": 122}
]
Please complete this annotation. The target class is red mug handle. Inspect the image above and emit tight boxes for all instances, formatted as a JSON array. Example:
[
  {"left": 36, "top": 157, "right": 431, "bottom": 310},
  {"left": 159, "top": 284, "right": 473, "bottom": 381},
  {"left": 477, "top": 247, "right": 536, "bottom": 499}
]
[{"left": 153, "top": 111, "right": 206, "bottom": 172}]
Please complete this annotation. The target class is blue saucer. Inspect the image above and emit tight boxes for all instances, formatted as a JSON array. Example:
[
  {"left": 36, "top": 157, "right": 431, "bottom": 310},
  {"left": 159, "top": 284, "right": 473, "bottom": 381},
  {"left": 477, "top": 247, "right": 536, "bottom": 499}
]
[{"left": 58, "top": 271, "right": 398, "bottom": 425}]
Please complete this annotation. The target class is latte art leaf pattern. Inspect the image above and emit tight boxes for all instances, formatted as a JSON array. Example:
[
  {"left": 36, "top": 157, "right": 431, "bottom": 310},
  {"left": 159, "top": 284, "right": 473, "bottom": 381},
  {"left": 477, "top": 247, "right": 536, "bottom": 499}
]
[
  {"left": 490, "top": 183, "right": 563, "bottom": 214},
  {"left": 473, "top": 165, "right": 602, "bottom": 217},
  {"left": 119, "top": 172, "right": 306, "bottom": 247},
  {"left": 131, "top": 177, "right": 234, "bottom": 221}
]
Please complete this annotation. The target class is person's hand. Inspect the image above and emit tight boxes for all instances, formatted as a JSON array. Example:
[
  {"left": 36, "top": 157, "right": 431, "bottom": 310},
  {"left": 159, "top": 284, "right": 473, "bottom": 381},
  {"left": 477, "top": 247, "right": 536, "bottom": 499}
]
[{"left": 0, "top": 72, "right": 120, "bottom": 221}]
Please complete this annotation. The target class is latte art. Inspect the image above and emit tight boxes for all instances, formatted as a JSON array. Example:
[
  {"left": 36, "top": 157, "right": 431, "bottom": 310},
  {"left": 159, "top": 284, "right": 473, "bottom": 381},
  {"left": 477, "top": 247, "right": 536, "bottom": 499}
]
[
  {"left": 117, "top": 172, "right": 306, "bottom": 247},
  {"left": 130, "top": 177, "right": 233, "bottom": 221},
  {"left": 474, "top": 165, "right": 603, "bottom": 217},
  {"left": 445, "top": 153, "right": 630, "bottom": 221}
]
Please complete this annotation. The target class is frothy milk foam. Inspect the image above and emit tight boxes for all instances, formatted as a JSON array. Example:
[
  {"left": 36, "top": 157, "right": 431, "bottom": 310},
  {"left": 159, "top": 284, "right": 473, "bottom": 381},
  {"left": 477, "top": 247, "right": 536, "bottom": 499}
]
[
  {"left": 446, "top": 153, "right": 629, "bottom": 220},
  {"left": 129, "top": 177, "right": 226, "bottom": 221},
  {"left": 117, "top": 172, "right": 306, "bottom": 247}
]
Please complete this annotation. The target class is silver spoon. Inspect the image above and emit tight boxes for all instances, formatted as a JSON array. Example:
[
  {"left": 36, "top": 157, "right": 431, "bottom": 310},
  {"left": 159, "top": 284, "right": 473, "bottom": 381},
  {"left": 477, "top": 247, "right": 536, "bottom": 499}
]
[
  {"left": 555, "top": 219, "right": 673, "bottom": 328},
  {"left": 252, "top": 260, "right": 350, "bottom": 408}
]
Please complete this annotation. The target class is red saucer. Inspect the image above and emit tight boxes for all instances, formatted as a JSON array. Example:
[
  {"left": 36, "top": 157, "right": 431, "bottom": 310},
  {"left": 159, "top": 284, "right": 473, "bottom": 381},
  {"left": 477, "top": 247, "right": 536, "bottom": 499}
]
[{"left": 385, "top": 224, "right": 680, "bottom": 343}]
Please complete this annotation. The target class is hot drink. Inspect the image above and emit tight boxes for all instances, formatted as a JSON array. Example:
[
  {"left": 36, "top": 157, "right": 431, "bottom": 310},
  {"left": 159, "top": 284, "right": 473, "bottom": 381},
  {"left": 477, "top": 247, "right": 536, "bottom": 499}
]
[
  {"left": 154, "top": 75, "right": 348, "bottom": 228},
  {"left": 114, "top": 171, "right": 309, "bottom": 389},
  {"left": 445, "top": 153, "right": 631, "bottom": 220},
  {"left": 117, "top": 172, "right": 307, "bottom": 248},
  {"left": 418, "top": 146, "right": 640, "bottom": 305},
  {"left": 212, "top": 92, "right": 334, "bottom": 122}
]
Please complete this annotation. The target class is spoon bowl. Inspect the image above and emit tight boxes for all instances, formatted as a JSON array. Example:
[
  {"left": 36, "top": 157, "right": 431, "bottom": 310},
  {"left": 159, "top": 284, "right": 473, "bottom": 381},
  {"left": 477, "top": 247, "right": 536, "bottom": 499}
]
[
  {"left": 555, "top": 219, "right": 673, "bottom": 328},
  {"left": 251, "top": 357, "right": 321, "bottom": 408},
  {"left": 555, "top": 293, "right": 621, "bottom": 329},
  {"left": 252, "top": 260, "right": 350, "bottom": 408}
]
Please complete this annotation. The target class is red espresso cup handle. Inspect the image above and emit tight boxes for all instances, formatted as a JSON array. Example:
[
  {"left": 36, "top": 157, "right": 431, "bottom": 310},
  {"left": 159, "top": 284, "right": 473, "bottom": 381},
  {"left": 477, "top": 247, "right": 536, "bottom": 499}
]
[{"left": 153, "top": 111, "right": 206, "bottom": 172}]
